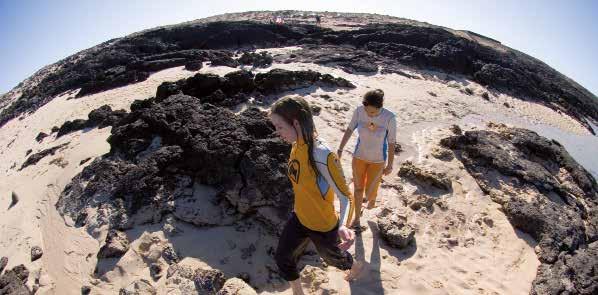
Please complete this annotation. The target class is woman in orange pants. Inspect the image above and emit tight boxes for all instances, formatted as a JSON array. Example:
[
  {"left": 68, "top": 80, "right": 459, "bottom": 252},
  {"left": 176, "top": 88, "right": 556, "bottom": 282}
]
[{"left": 337, "top": 89, "right": 397, "bottom": 228}]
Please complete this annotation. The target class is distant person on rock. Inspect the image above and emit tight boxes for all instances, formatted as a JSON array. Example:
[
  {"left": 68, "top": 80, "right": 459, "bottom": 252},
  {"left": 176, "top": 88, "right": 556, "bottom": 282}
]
[
  {"left": 315, "top": 15, "right": 322, "bottom": 26},
  {"left": 270, "top": 96, "right": 363, "bottom": 294},
  {"left": 337, "top": 89, "right": 397, "bottom": 229}
]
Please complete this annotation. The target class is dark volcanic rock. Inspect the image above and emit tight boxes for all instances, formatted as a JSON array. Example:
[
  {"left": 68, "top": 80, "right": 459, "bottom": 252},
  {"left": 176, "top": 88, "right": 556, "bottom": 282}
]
[
  {"left": 441, "top": 126, "right": 598, "bottom": 293},
  {"left": 531, "top": 241, "right": 598, "bottom": 295},
  {"left": 30, "top": 246, "right": 43, "bottom": 262},
  {"left": 35, "top": 132, "right": 48, "bottom": 142},
  {"left": 20, "top": 142, "right": 69, "bottom": 170},
  {"left": 56, "top": 105, "right": 127, "bottom": 137},
  {"left": 0, "top": 257, "right": 7, "bottom": 274},
  {"left": 194, "top": 268, "right": 226, "bottom": 294},
  {"left": 57, "top": 93, "right": 293, "bottom": 235},
  {"left": 238, "top": 51, "right": 273, "bottom": 68},
  {"left": 97, "top": 229, "right": 130, "bottom": 259},
  {"left": 0, "top": 264, "right": 30, "bottom": 295},
  {"left": 254, "top": 69, "right": 354, "bottom": 93},
  {"left": 3, "top": 17, "right": 594, "bottom": 131}
]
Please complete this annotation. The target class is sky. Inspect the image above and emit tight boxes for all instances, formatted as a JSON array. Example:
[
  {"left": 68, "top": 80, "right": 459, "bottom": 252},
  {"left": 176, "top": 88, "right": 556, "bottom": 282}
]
[{"left": 1, "top": 0, "right": 596, "bottom": 96}]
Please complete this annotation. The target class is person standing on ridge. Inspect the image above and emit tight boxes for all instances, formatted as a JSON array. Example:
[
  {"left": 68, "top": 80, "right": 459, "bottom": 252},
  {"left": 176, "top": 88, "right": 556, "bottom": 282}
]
[{"left": 337, "top": 89, "right": 397, "bottom": 229}]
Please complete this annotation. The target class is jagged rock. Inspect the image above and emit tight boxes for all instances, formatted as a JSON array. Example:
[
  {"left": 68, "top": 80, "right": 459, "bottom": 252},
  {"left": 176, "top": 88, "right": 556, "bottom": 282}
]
[
  {"left": 79, "top": 157, "right": 91, "bottom": 165},
  {"left": 481, "top": 92, "right": 490, "bottom": 100},
  {"left": 217, "top": 278, "right": 257, "bottom": 295},
  {"left": 20, "top": 142, "right": 69, "bottom": 170},
  {"left": 2, "top": 18, "right": 596, "bottom": 133},
  {"left": 405, "top": 194, "right": 436, "bottom": 211},
  {"left": 9, "top": 192, "right": 19, "bottom": 209},
  {"left": 310, "top": 105, "right": 322, "bottom": 116},
  {"left": 377, "top": 209, "right": 415, "bottom": 248},
  {"left": 441, "top": 127, "right": 598, "bottom": 292},
  {"left": 194, "top": 268, "right": 226, "bottom": 294},
  {"left": 149, "top": 263, "right": 163, "bottom": 281},
  {"left": 0, "top": 257, "right": 7, "bottom": 274},
  {"left": 56, "top": 119, "right": 88, "bottom": 137},
  {"left": 119, "top": 279, "right": 156, "bottom": 295},
  {"left": 25, "top": 149, "right": 32, "bottom": 156},
  {"left": 449, "top": 124, "right": 462, "bottom": 135},
  {"left": 97, "top": 230, "right": 130, "bottom": 259},
  {"left": 81, "top": 286, "right": 91, "bottom": 295},
  {"left": 184, "top": 60, "right": 203, "bottom": 71},
  {"left": 210, "top": 55, "right": 239, "bottom": 68},
  {"left": 398, "top": 161, "right": 451, "bottom": 191},
  {"left": 35, "top": 132, "right": 48, "bottom": 142},
  {"left": 56, "top": 105, "right": 126, "bottom": 137},
  {"left": 531, "top": 241, "right": 598, "bottom": 295},
  {"left": 238, "top": 52, "right": 273, "bottom": 68},
  {"left": 162, "top": 245, "right": 179, "bottom": 265},
  {"left": 431, "top": 146, "right": 454, "bottom": 161},
  {"left": 0, "top": 264, "right": 30, "bottom": 295},
  {"left": 254, "top": 69, "right": 354, "bottom": 93},
  {"left": 31, "top": 246, "right": 43, "bottom": 262}
]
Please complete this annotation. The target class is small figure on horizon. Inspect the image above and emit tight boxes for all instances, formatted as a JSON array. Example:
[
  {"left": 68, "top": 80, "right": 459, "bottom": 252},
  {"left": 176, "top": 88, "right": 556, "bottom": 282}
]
[{"left": 315, "top": 14, "right": 322, "bottom": 26}]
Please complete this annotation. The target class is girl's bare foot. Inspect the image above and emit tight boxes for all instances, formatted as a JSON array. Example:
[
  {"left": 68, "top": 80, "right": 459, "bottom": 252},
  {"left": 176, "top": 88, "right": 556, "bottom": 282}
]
[
  {"left": 367, "top": 202, "right": 376, "bottom": 209},
  {"left": 344, "top": 260, "right": 365, "bottom": 281}
]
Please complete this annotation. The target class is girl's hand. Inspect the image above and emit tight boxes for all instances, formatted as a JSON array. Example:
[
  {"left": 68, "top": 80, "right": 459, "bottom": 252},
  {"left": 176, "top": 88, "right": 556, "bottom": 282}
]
[
  {"left": 338, "top": 225, "right": 355, "bottom": 251},
  {"left": 383, "top": 165, "right": 393, "bottom": 176}
]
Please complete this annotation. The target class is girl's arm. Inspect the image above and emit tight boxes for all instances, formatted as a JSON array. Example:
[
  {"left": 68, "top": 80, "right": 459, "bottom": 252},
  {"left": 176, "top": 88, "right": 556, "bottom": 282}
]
[
  {"left": 337, "top": 109, "right": 359, "bottom": 157},
  {"left": 315, "top": 152, "right": 354, "bottom": 227}
]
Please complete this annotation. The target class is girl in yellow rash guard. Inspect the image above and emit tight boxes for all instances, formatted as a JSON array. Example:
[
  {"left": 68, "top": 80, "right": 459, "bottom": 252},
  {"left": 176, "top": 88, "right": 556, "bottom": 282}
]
[{"left": 269, "top": 96, "right": 363, "bottom": 294}]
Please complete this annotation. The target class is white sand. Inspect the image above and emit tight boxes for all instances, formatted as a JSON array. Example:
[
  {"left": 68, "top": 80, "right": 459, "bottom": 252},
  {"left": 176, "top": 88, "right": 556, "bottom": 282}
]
[{"left": 1, "top": 48, "right": 596, "bottom": 294}]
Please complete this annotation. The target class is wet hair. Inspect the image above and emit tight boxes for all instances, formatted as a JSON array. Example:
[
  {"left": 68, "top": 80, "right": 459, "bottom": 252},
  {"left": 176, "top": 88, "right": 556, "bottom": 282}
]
[
  {"left": 271, "top": 96, "right": 320, "bottom": 178},
  {"left": 362, "top": 89, "right": 384, "bottom": 108}
]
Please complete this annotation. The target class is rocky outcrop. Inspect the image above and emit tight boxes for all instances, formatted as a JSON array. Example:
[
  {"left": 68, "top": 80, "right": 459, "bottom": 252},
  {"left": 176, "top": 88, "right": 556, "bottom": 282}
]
[
  {"left": 398, "top": 161, "right": 451, "bottom": 191},
  {"left": 0, "top": 264, "right": 30, "bottom": 295},
  {"left": 57, "top": 91, "right": 294, "bottom": 234},
  {"left": 441, "top": 125, "right": 598, "bottom": 294},
  {"left": 238, "top": 52, "right": 273, "bottom": 68},
  {"left": 3, "top": 14, "right": 595, "bottom": 131},
  {"left": 0, "top": 257, "right": 7, "bottom": 275},
  {"left": 119, "top": 279, "right": 156, "bottom": 295},
  {"left": 155, "top": 69, "right": 354, "bottom": 108},
  {"left": 56, "top": 105, "right": 126, "bottom": 137},
  {"left": 217, "top": 278, "right": 257, "bottom": 295},
  {"left": 20, "top": 142, "right": 69, "bottom": 170},
  {"left": 97, "top": 230, "right": 130, "bottom": 259},
  {"left": 30, "top": 246, "right": 43, "bottom": 262},
  {"left": 377, "top": 208, "right": 415, "bottom": 249}
]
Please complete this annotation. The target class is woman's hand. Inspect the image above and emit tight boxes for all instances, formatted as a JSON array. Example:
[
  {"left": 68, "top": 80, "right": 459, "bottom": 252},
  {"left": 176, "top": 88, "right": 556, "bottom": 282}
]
[
  {"left": 338, "top": 225, "right": 355, "bottom": 251},
  {"left": 383, "top": 164, "right": 393, "bottom": 176}
]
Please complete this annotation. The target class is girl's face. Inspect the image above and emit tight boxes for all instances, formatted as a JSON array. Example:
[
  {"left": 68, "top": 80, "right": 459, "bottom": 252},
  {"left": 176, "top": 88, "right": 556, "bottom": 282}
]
[
  {"left": 270, "top": 113, "right": 298, "bottom": 143},
  {"left": 364, "top": 105, "right": 382, "bottom": 117}
]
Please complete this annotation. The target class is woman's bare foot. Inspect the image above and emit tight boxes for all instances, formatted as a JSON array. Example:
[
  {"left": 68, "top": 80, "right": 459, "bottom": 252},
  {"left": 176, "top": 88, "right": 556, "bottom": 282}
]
[
  {"left": 367, "top": 202, "right": 376, "bottom": 209},
  {"left": 344, "top": 260, "right": 365, "bottom": 281}
]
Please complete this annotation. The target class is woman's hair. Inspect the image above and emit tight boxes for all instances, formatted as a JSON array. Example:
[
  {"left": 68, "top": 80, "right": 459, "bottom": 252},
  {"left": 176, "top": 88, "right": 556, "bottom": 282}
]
[
  {"left": 363, "top": 89, "right": 384, "bottom": 108},
  {"left": 271, "top": 96, "right": 320, "bottom": 178}
]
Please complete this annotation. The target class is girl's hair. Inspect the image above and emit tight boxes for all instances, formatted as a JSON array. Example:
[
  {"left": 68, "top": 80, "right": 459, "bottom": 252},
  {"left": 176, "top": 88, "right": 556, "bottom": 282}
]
[
  {"left": 363, "top": 89, "right": 384, "bottom": 108},
  {"left": 271, "top": 96, "right": 320, "bottom": 178}
]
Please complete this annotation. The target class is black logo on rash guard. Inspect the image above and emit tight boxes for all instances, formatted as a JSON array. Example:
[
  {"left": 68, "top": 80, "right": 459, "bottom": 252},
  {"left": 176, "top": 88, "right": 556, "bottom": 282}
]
[{"left": 288, "top": 160, "right": 300, "bottom": 183}]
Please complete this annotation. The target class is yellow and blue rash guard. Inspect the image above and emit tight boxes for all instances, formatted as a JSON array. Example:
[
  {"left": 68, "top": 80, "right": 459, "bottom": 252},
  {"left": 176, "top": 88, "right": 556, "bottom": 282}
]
[{"left": 287, "top": 139, "right": 354, "bottom": 232}]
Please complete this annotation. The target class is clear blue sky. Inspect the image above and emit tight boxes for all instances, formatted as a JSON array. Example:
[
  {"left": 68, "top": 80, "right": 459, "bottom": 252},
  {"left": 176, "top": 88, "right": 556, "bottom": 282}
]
[{"left": 1, "top": 0, "right": 596, "bottom": 96}]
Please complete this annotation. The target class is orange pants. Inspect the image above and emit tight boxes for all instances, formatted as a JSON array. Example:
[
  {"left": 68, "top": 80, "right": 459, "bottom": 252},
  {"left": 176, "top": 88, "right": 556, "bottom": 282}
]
[{"left": 352, "top": 157, "right": 384, "bottom": 205}]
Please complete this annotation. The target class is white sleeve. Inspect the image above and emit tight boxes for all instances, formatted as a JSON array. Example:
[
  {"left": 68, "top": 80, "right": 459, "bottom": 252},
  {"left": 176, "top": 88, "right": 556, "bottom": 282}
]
[
  {"left": 347, "top": 108, "right": 359, "bottom": 131},
  {"left": 387, "top": 115, "right": 397, "bottom": 144}
]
